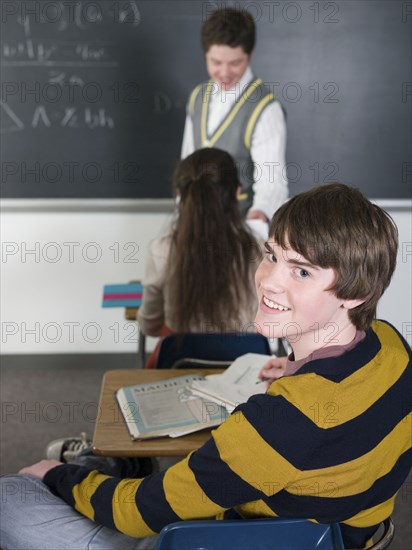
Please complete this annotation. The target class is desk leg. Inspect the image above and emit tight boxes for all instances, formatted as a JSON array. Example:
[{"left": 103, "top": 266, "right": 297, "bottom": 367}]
[{"left": 138, "top": 329, "right": 146, "bottom": 369}]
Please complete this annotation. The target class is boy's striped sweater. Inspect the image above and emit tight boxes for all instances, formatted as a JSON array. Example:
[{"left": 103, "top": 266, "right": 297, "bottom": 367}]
[{"left": 44, "top": 320, "right": 412, "bottom": 549}]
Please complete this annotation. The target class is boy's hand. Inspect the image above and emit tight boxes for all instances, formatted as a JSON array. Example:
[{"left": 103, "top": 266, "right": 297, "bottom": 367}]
[
  {"left": 19, "top": 459, "right": 62, "bottom": 480},
  {"left": 258, "top": 356, "right": 288, "bottom": 385}
]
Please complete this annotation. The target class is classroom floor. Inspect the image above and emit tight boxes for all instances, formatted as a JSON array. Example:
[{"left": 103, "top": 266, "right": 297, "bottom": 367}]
[{"left": 1, "top": 353, "right": 411, "bottom": 549}]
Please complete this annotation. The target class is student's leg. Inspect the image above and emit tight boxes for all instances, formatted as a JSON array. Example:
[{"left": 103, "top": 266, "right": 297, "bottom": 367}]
[{"left": 0, "top": 475, "right": 158, "bottom": 550}]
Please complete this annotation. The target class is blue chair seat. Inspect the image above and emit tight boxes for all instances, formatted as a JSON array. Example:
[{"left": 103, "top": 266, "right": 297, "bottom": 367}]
[{"left": 155, "top": 518, "right": 344, "bottom": 550}]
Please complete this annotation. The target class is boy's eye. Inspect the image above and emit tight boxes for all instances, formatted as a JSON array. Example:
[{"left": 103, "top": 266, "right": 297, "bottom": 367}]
[
  {"left": 298, "top": 268, "right": 310, "bottom": 278},
  {"left": 266, "top": 252, "right": 277, "bottom": 263}
]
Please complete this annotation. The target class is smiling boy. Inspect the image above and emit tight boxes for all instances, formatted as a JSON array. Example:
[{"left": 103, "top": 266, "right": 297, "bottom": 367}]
[
  {"left": 256, "top": 240, "right": 363, "bottom": 359},
  {"left": 257, "top": 183, "right": 403, "bottom": 382},
  {"left": 181, "top": 7, "right": 288, "bottom": 222},
  {"left": 1, "top": 184, "right": 410, "bottom": 550}
]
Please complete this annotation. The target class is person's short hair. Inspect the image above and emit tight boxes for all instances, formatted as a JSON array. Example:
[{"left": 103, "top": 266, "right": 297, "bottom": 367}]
[
  {"left": 201, "top": 8, "right": 255, "bottom": 54},
  {"left": 269, "top": 183, "right": 398, "bottom": 330}
]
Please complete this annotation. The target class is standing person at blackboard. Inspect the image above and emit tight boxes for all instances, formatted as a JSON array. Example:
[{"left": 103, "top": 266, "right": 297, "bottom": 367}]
[{"left": 181, "top": 7, "right": 288, "bottom": 232}]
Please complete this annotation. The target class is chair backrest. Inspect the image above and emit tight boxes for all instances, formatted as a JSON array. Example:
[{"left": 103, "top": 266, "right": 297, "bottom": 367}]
[
  {"left": 154, "top": 332, "right": 272, "bottom": 369},
  {"left": 155, "top": 518, "right": 344, "bottom": 550},
  {"left": 155, "top": 517, "right": 394, "bottom": 550}
]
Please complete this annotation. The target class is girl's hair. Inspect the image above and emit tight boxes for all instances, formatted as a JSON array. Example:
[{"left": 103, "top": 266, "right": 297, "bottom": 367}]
[{"left": 168, "top": 148, "right": 259, "bottom": 332}]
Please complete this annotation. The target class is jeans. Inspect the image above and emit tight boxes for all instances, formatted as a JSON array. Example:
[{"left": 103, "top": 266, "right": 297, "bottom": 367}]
[{"left": 0, "top": 475, "right": 158, "bottom": 550}]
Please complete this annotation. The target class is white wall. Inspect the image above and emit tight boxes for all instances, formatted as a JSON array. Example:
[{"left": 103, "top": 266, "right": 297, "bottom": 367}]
[
  {"left": 0, "top": 201, "right": 174, "bottom": 354},
  {"left": 376, "top": 204, "right": 412, "bottom": 343},
  {"left": 1, "top": 200, "right": 411, "bottom": 354}
]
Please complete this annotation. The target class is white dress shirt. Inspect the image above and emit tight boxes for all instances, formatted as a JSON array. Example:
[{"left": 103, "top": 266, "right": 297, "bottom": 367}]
[{"left": 181, "top": 66, "right": 288, "bottom": 220}]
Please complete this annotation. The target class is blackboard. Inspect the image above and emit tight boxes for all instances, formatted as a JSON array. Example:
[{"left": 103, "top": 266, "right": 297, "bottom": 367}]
[{"left": 1, "top": 0, "right": 411, "bottom": 199}]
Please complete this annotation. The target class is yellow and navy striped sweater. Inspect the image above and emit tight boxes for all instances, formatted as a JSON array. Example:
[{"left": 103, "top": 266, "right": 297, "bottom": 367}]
[{"left": 44, "top": 320, "right": 411, "bottom": 548}]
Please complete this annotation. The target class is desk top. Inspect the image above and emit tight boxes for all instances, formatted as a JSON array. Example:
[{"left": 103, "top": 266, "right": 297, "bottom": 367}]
[{"left": 92, "top": 369, "right": 223, "bottom": 457}]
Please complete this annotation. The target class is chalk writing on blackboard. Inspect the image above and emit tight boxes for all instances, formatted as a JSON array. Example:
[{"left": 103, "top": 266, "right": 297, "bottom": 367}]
[
  {"left": 1, "top": 100, "right": 115, "bottom": 131},
  {"left": 0, "top": 2, "right": 140, "bottom": 133},
  {"left": 1, "top": 1, "right": 141, "bottom": 29},
  {"left": 2, "top": 12, "right": 119, "bottom": 67}
]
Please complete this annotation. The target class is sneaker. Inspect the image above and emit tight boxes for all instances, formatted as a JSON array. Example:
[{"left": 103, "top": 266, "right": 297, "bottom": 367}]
[{"left": 46, "top": 432, "right": 92, "bottom": 463}]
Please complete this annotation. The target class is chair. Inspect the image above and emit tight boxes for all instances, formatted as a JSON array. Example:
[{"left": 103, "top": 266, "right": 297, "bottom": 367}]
[
  {"left": 154, "top": 332, "right": 272, "bottom": 369},
  {"left": 368, "top": 518, "right": 395, "bottom": 549},
  {"left": 155, "top": 518, "right": 344, "bottom": 550},
  {"left": 155, "top": 517, "right": 395, "bottom": 550}
]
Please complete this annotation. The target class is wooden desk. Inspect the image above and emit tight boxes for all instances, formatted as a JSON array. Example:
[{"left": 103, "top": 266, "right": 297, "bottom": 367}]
[{"left": 92, "top": 369, "right": 223, "bottom": 457}]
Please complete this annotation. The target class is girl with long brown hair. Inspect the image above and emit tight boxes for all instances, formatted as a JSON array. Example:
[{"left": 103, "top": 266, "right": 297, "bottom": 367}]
[{"left": 138, "top": 148, "right": 260, "bottom": 358}]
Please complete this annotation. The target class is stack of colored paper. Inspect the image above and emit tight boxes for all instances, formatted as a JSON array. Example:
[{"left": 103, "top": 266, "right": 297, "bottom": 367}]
[{"left": 102, "top": 283, "right": 143, "bottom": 308}]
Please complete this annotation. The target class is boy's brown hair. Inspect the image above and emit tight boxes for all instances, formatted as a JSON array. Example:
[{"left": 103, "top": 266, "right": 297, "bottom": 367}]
[
  {"left": 269, "top": 183, "right": 398, "bottom": 330},
  {"left": 201, "top": 8, "right": 255, "bottom": 54}
]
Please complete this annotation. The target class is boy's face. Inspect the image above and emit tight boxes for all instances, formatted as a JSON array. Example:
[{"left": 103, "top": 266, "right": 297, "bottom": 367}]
[
  {"left": 205, "top": 44, "right": 250, "bottom": 90},
  {"left": 255, "top": 241, "right": 357, "bottom": 360}
]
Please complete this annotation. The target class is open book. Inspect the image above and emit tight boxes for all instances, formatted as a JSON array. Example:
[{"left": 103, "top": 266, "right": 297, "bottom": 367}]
[
  {"left": 191, "top": 353, "right": 273, "bottom": 413},
  {"left": 116, "top": 353, "right": 273, "bottom": 440},
  {"left": 116, "top": 374, "right": 228, "bottom": 440}
]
